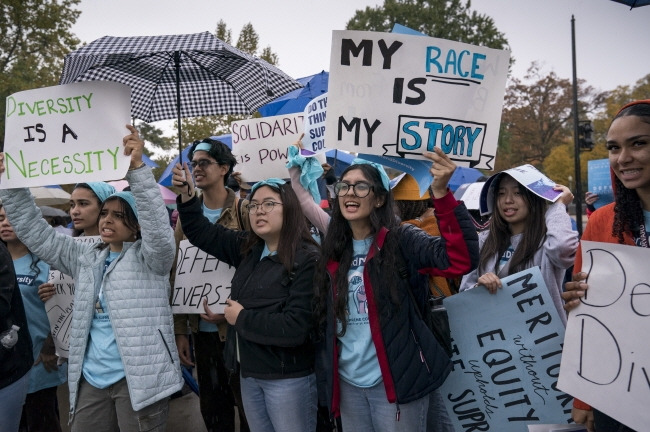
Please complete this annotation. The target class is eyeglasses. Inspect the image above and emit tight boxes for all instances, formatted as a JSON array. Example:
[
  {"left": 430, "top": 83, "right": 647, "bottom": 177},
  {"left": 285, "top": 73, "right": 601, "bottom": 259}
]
[
  {"left": 189, "top": 159, "right": 220, "bottom": 169},
  {"left": 245, "top": 201, "right": 283, "bottom": 214},
  {"left": 333, "top": 181, "right": 373, "bottom": 198}
]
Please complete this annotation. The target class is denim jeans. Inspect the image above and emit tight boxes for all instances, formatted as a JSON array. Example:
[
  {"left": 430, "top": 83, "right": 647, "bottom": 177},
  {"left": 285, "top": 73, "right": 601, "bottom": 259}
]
[
  {"left": 339, "top": 379, "right": 429, "bottom": 432},
  {"left": 71, "top": 377, "right": 169, "bottom": 432},
  {"left": 427, "top": 389, "right": 456, "bottom": 432},
  {"left": 0, "top": 371, "right": 30, "bottom": 432},
  {"left": 240, "top": 373, "right": 317, "bottom": 432}
]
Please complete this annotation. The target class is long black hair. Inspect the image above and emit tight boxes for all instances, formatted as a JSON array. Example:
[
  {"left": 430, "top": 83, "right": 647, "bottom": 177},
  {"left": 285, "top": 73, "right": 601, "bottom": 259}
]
[
  {"left": 479, "top": 174, "right": 547, "bottom": 275},
  {"left": 242, "top": 183, "right": 318, "bottom": 273},
  {"left": 316, "top": 163, "right": 400, "bottom": 336},
  {"left": 609, "top": 102, "right": 650, "bottom": 243}
]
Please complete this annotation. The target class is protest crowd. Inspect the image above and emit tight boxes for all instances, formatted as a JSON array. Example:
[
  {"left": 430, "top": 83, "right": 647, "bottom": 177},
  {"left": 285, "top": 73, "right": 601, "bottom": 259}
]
[{"left": 1, "top": 23, "right": 648, "bottom": 432}]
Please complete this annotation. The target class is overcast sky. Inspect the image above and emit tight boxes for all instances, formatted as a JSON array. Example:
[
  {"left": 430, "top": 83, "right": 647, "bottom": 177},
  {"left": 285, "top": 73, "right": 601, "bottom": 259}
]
[{"left": 70, "top": 0, "right": 650, "bottom": 93}]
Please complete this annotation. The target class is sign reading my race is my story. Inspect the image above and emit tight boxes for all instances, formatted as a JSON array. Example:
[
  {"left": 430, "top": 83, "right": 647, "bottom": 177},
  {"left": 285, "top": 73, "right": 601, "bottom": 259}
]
[
  {"left": 558, "top": 241, "right": 650, "bottom": 432},
  {"left": 325, "top": 30, "right": 510, "bottom": 170},
  {"left": 230, "top": 113, "right": 304, "bottom": 182},
  {"left": 440, "top": 267, "right": 573, "bottom": 432},
  {"left": 2, "top": 81, "right": 131, "bottom": 188},
  {"left": 171, "top": 239, "right": 235, "bottom": 315}
]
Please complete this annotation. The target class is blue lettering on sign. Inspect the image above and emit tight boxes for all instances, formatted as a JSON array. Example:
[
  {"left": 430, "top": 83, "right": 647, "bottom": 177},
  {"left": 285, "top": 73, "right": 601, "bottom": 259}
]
[
  {"left": 400, "top": 120, "right": 482, "bottom": 156},
  {"left": 425, "top": 46, "right": 487, "bottom": 81}
]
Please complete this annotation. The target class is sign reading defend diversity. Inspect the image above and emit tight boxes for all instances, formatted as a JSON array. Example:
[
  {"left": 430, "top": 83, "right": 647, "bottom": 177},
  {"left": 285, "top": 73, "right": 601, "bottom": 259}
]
[
  {"left": 230, "top": 113, "right": 305, "bottom": 182},
  {"left": 325, "top": 30, "right": 510, "bottom": 170},
  {"left": 171, "top": 239, "right": 235, "bottom": 314},
  {"left": 2, "top": 81, "right": 131, "bottom": 188},
  {"left": 45, "top": 235, "right": 102, "bottom": 358},
  {"left": 558, "top": 241, "right": 650, "bottom": 432},
  {"left": 440, "top": 267, "right": 572, "bottom": 432}
]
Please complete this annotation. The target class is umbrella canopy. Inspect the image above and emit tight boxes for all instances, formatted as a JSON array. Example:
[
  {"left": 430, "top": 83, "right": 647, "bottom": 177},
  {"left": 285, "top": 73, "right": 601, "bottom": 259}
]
[
  {"left": 60, "top": 32, "right": 302, "bottom": 157},
  {"left": 29, "top": 186, "right": 71, "bottom": 206},
  {"left": 38, "top": 205, "right": 69, "bottom": 217},
  {"left": 157, "top": 134, "right": 232, "bottom": 187},
  {"left": 108, "top": 180, "right": 177, "bottom": 205},
  {"left": 610, "top": 0, "right": 650, "bottom": 7},
  {"left": 325, "top": 149, "right": 355, "bottom": 178},
  {"left": 258, "top": 70, "right": 329, "bottom": 117},
  {"left": 448, "top": 166, "right": 485, "bottom": 192}
]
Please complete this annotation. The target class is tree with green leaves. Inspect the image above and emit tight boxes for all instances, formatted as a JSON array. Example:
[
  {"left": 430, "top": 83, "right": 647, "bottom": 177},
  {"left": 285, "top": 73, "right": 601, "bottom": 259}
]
[
  {"left": 175, "top": 21, "right": 279, "bottom": 145},
  {"left": 0, "top": 0, "right": 80, "bottom": 148},
  {"left": 346, "top": 0, "right": 509, "bottom": 51}
]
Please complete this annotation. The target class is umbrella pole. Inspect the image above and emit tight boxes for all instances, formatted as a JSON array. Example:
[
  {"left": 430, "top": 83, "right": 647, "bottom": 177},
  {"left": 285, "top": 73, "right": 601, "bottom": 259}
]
[{"left": 175, "top": 51, "right": 183, "bottom": 164}]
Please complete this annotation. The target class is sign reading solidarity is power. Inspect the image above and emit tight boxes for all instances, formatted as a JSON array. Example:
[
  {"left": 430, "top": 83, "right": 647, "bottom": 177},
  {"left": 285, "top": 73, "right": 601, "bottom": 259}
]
[
  {"left": 2, "top": 81, "right": 131, "bottom": 188},
  {"left": 326, "top": 30, "right": 510, "bottom": 170}
]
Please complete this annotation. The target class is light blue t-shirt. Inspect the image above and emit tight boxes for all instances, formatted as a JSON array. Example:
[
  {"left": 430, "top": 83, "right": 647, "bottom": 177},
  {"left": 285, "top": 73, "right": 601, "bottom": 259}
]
[
  {"left": 14, "top": 254, "right": 67, "bottom": 393},
  {"left": 83, "top": 251, "right": 125, "bottom": 388},
  {"left": 338, "top": 237, "right": 382, "bottom": 388},
  {"left": 199, "top": 206, "right": 223, "bottom": 332}
]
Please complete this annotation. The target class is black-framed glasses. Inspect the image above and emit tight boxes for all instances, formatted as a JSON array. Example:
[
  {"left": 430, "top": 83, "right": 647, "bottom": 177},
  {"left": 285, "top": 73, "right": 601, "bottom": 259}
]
[
  {"left": 333, "top": 181, "right": 373, "bottom": 198},
  {"left": 245, "top": 201, "right": 283, "bottom": 214},
  {"left": 189, "top": 159, "right": 220, "bottom": 169}
]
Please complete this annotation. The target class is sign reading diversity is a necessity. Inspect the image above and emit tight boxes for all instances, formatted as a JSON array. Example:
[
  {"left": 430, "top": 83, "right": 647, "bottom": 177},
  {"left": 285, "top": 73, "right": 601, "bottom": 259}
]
[{"left": 2, "top": 81, "right": 131, "bottom": 188}]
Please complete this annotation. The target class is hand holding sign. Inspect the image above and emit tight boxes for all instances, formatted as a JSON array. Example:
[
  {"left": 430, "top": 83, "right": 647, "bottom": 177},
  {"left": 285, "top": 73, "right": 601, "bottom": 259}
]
[
  {"left": 200, "top": 298, "right": 226, "bottom": 324},
  {"left": 562, "top": 272, "right": 589, "bottom": 312},
  {"left": 123, "top": 124, "right": 145, "bottom": 169},
  {"left": 171, "top": 162, "right": 195, "bottom": 202},
  {"left": 424, "top": 147, "right": 456, "bottom": 198}
]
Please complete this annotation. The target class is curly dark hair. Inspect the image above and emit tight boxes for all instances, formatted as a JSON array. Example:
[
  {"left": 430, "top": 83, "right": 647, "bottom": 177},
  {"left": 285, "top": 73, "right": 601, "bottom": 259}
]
[
  {"left": 315, "top": 164, "right": 401, "bottom": 336},
  {"left": 609, "top": 102, "right": 650, "bottom": 243},
  {"left": 188, "top": 138, "right": 237, "bottom": 185}
]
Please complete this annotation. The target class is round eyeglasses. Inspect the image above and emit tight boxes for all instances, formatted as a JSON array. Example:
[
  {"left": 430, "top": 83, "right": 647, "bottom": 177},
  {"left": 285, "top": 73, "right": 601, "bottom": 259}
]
[
  {"left": 245, "top": 201, "right": 283, "bottom": 214},
  {"left": 333, "top": 181, "right": 373, "bottom": 198},
  {"left": 189, "top": 159, "right": 220, "bottom": 169}
]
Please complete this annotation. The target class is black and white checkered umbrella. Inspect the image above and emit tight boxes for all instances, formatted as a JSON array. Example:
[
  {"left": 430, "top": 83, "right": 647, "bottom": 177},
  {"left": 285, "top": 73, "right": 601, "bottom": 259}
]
[{"left": 60, "top": 32, "right": 302, "bottom": 156}]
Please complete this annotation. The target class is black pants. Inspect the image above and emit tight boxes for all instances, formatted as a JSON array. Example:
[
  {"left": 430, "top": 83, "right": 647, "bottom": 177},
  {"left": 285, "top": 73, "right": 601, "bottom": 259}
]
[
  {"left": 20, "top": 386, "right": 62, "bottom": 432},
  {"left": 593, "top": 409, "right": 637, "bottom": 432},
  {"left": 194, "top": 331, "right": 249, "bottom": 432}
]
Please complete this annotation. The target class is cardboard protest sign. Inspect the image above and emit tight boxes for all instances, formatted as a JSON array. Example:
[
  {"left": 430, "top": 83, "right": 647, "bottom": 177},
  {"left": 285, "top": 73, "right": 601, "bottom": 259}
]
[
  {"left": 479, "top": 164, "right": 561, "bottom": 215},
  {"left": 171, "top": 239, "right": 235, "bottom": 314},
  {"left": 3, "top": 81, "right": 131, "bottom": 188},
  {"left": 453, "top": 182, "right": 485, "bottom": 210},
  {"left": 440, "top": 267, "right": 572, "bottom": 432},
  {"left": 230, "top": 113, "right": 304, "bottom": 182},
  {"left": 301, "top": 93, "right": 329, "bottom": 157},
  {"left": 325, "top": 30, "right": 509, "bottom": 169},
  {"left": 45, "top": 235, "right": 102, "bottom": 357},
  {"left": 587, "top": 159, "right": 614, "bottom": 209},
  {"left": 558, "top": 241, "right": 650, "bottom": 432}
]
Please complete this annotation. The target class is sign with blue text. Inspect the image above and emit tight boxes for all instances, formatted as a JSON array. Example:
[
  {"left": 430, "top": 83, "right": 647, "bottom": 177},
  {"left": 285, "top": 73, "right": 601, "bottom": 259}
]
[
  {"left": 301, "top": 93, "right": 329, "bottom": 157},
  {"left": 558, "top": 240, "right": 650, "bottom": 432},
  {"left": 325, "top": 30, "right": 510, "bottom": 170},
  {"left": 586, "top": 159, "right": 614, "bottom": 209},
  {"left": 3, "top": 81, "right": 131, "bottom": 188},
  {"left": 440, "top": 267, "right": 573, "bottom": 431}
]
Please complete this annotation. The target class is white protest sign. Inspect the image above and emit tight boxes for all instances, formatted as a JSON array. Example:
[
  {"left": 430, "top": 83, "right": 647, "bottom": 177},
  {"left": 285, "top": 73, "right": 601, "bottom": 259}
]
[
  {"left": 230, "top": 113, "right": 304, "bottom": 182},
  {"left": 45, "top": 235, "right": 102, "bottom": 358},
  {"left": 301, "top": 93, "right": 329, "bottom": 156},
  {"left": 171, "top": 239, "right": 235, "bottom": 314},
  {"left": 440, "top": 267, "right": 572, "bottom": 432},
  {"left": 558, "top": 241, "right": 650, "bottom": 432},
  {"left": 325, "top": 30, "right": 510, "bottom": 170},
  {"left": 3, "top": 81, "right": 131, "bottom": 188}
]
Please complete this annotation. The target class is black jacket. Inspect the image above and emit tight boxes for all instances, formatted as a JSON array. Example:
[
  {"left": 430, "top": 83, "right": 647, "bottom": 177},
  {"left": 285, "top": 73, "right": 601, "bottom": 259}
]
[
  {"left": 177, "top": 195, "right": 319, "bottom": 379},
  {"left": 0, "top": 242, "right": 33, "bottom": 390}
]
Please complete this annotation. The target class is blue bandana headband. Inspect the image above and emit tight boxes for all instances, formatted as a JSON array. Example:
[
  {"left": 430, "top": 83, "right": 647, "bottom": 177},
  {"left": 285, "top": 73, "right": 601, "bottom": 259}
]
[
  {"left": 351, "top": 158, "right": 390, "bottom": 192},
  {"left": 195, "top": 142, "right": 213, "bottom": 152},
  {"left": 286, "top": 146, "right": 324, "bottom": 203},
  {"left": 79, "top": 182, "right": 116, "bottom": 203},
  {"left": 108, "top": 191, "right": 138, "bottom": 219},
  {"left": 250, "top": 178, "right": 286, "bottom": 196}
]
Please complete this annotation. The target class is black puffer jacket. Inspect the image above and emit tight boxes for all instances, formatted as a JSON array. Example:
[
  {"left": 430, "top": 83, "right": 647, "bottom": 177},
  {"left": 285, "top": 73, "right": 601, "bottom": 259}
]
[
  {"left": 177, "top": 195, "right": 319, "bottom": 379},
  {"left": 0, "top": 242, "right": 33, "bottom": 390}
]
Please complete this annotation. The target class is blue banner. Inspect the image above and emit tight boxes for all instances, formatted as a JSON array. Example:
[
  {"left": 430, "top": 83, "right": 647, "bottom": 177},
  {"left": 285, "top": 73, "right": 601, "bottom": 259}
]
[{"left": 587, "top": 159, "right": 614, "bottom": 209}]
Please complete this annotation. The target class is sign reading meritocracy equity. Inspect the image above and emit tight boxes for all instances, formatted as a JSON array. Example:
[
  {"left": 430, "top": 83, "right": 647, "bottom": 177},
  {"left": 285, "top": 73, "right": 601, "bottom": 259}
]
[
  {"left": 2, "top": 81, "right": 131, "bottom": 188},
  {"left": 171, "top": 240, "right": 235, "bottom": 315},
  {"left": 440, "top": 267, "right": 573, "bottom": 432},
  {"left": 230, "top": 113, "right": 305, "bottom": 182},
  {"left": 326, "top": 30, "right": 510, "bottom": 170},
  {"left": 45, "top": 235, "right": 102, "bottom": 358},
  {"left": 558, "top": 241, "right": 650, "bottom": 432}
]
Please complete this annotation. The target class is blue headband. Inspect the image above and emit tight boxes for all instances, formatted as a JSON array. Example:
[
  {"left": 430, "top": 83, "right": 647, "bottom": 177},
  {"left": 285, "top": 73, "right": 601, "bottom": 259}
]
[
  {"left": 78, "top": 182, "right": 116, "bottom": 203},
  {"left": 250, "top": 178, "right": 286, "bottom": 196},
  {"left": 195, "top": 142, "right": 212, "bottom": 152},
  {"left": 108, "top": 191, "right": 138, "bottom": 219},
  {"left": 351, "top": 158, "right": 390, "bottom": 192}
]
